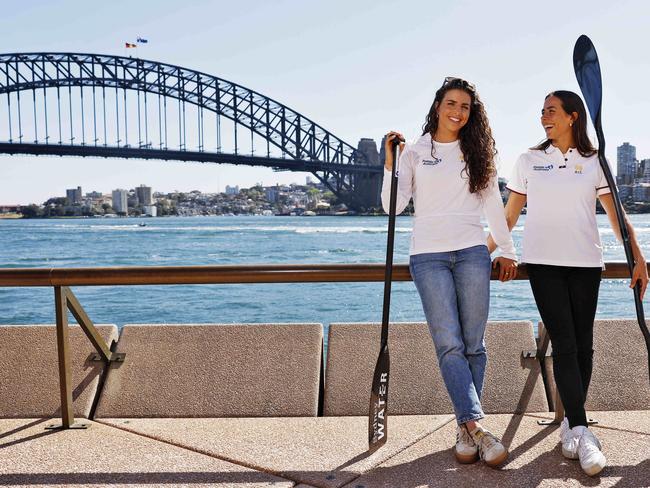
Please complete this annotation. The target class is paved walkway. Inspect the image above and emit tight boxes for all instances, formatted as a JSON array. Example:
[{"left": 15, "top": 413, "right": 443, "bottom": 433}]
[{"left": 1, "top": 411, "right": 648, "bottom": 487}]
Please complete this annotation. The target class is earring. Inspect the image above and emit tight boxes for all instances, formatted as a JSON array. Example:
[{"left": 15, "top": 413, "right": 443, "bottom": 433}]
[{"left": 570, "top": 122, "right": 573, "bottom": 127}]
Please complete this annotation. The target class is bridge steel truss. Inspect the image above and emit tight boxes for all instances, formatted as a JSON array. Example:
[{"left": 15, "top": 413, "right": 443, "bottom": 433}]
[{"left": 0, "top": 53, "right": 382, "bottom": 201}]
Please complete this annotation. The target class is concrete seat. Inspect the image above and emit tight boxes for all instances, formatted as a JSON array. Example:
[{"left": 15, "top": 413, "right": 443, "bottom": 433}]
[
  {"left": 323, "top": 321, "right": 548, "bottom": 416},
  {"left": 543, "top": 319, "right": 650, "bottom": 411},
  {"left": 95, "top": 323, "right": 323, "bottom": 418},
  {"left": 0, "top": 325, "right": 118, "bottom": 418}
]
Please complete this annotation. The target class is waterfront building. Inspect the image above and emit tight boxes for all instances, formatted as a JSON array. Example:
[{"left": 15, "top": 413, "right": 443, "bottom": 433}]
[
  {"left": 143, "top": 205, "right": 158, "bottom": 217},
  {"left": 135, "top": 185, "right": 153, "bottom": 206},
  {"left": 632, "top": 183, "right": 650, "bottom": 203},
  {"left": 112, "top": 189, "right": 128, "bottom": 214},
  {"left": 85, "top": 191, "right": 103, "bottom": 199},
  {"left": 265, "top": 186, "right": 280, "bottom": 203},
  {"left": 66, "top": 186, "right": 82, "bottom": 204},
  {"left": 639, "top": 159, "right": 650, "bottom": 183},
  {"left": 618, "top": 185, "right": 632, "bottom": 202},
  {"left": 617, "top": 142, "right": 637, "bottom": 185}
]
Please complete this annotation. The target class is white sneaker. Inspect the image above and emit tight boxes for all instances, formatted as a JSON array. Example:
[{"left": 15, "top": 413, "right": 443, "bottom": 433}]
[
  {"left": 455, "top": 424, "right": 478, "bottom": 464},
  {"left": 560, "top": 418, "right": 580, "bottom": 459},
  {"left": 470, "top": 426, "right": 508, "bottom": 467},
  {"left": 576, "top": 426, "right": 607, "bottom": 476}
]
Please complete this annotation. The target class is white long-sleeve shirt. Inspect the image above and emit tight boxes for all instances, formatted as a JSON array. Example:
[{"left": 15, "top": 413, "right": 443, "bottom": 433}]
[{"left": 381, "top": 134, "right": 516, "bottom": 260}]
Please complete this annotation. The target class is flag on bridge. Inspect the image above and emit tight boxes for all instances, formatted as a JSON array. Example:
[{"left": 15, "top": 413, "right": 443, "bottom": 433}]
[
  {"left": 137, "top": 37, "right": 148, "bottom": 44},
  {"left": 125, "top": 42, "right": 137, "bottom": 48}
]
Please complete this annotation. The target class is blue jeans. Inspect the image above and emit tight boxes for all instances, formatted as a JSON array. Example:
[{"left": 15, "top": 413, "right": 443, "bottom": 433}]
[{"left": 409, "top": 245, "right": 491, "bottom": 424}]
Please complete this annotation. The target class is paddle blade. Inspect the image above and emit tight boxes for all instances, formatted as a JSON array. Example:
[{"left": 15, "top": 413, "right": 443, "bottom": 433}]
[
  {"left": 368, "top": 344, "right": 389, "bottom": 451},
  {"left": 573, "top": 35, "right": 603, "bottom": 128}
]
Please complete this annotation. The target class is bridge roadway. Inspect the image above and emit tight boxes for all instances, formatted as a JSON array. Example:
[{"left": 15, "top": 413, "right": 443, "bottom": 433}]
[{"left": 0, "top": 142, "right": 384, "bottom": 174}]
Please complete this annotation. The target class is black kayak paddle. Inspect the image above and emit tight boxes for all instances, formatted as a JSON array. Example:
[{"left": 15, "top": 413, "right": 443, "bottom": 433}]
[
  {"left": 368, "top": 137, "right": 401, "bottom": 452},
  {"left": 573, "top": 34, "right": 650, "bottom": 384}
]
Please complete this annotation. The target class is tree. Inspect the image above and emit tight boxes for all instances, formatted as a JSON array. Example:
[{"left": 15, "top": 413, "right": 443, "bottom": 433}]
[{"left": 19, "top": 204, "right": 42, "bottom": 218}]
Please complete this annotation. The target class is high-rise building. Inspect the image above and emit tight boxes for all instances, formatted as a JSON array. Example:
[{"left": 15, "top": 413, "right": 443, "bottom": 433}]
[
  {"left": 135, "top": 184, "right": 153, "bottom": 205},
  {"left": 112, "top": 189, "right": 128, "bottom": 214},
  {"left": 225, "top": 185, "right": 239, "bottom": 195},
  {"left": 641, "top": 159, "right": 650, "bottom": 182},
  {"left": 66, "top": 186, "right": 82, "bottom": 204},
  {"left": 617, "top": 142, "right": 637, "bottom": 185}
]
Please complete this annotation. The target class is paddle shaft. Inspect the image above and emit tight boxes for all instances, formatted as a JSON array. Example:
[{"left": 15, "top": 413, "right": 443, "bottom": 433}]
[
  {"left": 381, "top": 141, "right": 400, "bottom": 346},
  {"left": 594, "top": 121, "right": 650, "bottom": 353}
]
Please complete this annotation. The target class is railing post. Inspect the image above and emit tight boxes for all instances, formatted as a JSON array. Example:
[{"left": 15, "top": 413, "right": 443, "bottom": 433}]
[
  {"left": 47, "top": 286, "right": 88, "bottom": 430},
  {"left": 51, "top": 285, "right": 74, "bottom": 428}
]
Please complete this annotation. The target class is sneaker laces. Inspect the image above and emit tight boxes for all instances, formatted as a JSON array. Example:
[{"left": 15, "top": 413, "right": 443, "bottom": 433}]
[
  {"left": 473, "top": 429, "right": 499, "bottom": 458},
  {"left": 457, "top": 425, "right": 473, "bottom": 445},
  {"left": 579, "top": 429, "right": 602, "bottom": 454}
]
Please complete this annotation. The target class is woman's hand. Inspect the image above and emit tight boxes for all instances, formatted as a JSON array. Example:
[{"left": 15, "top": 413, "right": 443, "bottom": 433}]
[
  {"left": 631, "top": 256, "right": 649, "bottom": 300},
  {"left": 492, "top": 256, "right": 518, "bottom": 282},
  {"left": 384, "top": 131, "right": 405, "bottom": 171}
]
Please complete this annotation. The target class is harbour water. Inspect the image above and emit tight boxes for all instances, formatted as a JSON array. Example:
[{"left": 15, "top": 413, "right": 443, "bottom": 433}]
[{"left": 1, "top": 214, "right": 649, "bottom": 331}]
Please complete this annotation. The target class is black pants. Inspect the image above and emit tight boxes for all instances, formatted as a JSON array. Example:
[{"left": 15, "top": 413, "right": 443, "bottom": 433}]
[{"left": 527, "top": 264, "right": 602, "bottom": 428}]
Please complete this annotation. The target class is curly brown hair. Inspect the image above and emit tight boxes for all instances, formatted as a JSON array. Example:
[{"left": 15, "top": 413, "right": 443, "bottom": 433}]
[{"left": 422, "top": 78, "right": 496, "bottom": 194}]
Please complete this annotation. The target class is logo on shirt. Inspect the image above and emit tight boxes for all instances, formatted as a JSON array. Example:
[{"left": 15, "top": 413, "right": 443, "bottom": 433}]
[
  {"left": 422, "top": 157, "right": 442, "bottom": 166},
  {"left": 533, "top": 164, "right": 553, "bottom": 171},
  {"left": 575, "top": 164, "right": 583, "bottom": 174}
]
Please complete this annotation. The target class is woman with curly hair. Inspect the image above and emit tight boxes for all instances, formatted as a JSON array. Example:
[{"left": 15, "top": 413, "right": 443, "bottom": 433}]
[{"left": 383, "top": 77, "right": 517, "bottom": 468}]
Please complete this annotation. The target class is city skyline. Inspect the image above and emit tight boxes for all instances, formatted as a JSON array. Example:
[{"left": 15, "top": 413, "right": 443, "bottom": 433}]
[{"left": 1, "top": 0, "right": 650, "bottom": 204}]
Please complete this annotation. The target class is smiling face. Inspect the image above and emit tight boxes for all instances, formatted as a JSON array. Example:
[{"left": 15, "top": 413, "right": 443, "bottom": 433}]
[
  {"left": 541, "top": 95, "right": 576, "bottom": 141},
  {"left": 435, "top": 89, "right": 471, "bottom": 139}
]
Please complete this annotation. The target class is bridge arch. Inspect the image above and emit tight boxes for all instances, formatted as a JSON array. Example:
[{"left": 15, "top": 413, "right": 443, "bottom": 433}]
[{"left": 0, "top": 53, "right": 382, "bottom": 204}]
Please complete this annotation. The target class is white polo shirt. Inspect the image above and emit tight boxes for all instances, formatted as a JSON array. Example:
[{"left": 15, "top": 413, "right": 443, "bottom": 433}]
[
  {"left": 507, "top": 146, "right": 611, "bottom": 267},
  {"left": 381, "top": 134, "right": 516, "bottom": 260}
]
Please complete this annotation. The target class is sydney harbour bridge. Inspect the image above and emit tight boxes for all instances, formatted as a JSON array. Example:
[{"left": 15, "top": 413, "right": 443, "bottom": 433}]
[{"left": 0, "top": 53, "right": 384, "bottom": 209}]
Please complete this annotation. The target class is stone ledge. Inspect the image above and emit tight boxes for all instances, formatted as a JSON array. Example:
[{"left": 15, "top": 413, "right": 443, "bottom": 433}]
[
  {"left": 0, "top": 325, "right": 118, "bottom": 418},
  {"left": 323, "top": 321, "right": 548, "bottom": 416},
  {"left": 95, "top": 323, "right": 324, "bottom": 418}
]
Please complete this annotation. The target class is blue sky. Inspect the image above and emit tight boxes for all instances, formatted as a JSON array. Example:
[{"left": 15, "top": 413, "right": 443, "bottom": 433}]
[{"left": 1, "top": 0, "right": 649, "bottom": 204}]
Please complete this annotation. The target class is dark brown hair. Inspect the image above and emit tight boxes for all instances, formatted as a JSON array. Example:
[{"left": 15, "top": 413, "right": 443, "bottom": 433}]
[
  {"left": 422, "top": 78, "right": 496, "bottom": 194},
  {"left": 532, "top": 90, "right": 596, "bottom": 157}
]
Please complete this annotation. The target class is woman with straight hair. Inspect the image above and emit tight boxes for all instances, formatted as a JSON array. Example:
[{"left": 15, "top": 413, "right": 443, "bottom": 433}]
[
  {"left": 489, "top": 90, "right": 648, "bottom": 476},
  {"left": 383, "top": 77, "right": 517, "bottom": 468}
]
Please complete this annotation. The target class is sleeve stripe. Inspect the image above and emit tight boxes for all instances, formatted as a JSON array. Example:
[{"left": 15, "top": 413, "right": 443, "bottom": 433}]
[
  {"left": 596, "top": 185, "right": 610, "bottom": 190},
  {"left": 506, "top": 186, "right": 526, "bottom": 196}
]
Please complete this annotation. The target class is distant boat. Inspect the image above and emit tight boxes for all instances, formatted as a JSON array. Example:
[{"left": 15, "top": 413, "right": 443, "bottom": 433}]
[
  {"left": 138, "top": 223, "right": 147, "bottom": 227},
  {"left": 302, "top": 210, "right": 316, "bottom": 216}
]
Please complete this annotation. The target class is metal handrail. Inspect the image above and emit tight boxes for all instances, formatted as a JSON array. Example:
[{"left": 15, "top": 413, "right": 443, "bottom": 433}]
[{"left": 0, "top": 262, "right": 640, "bottom": 287}]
